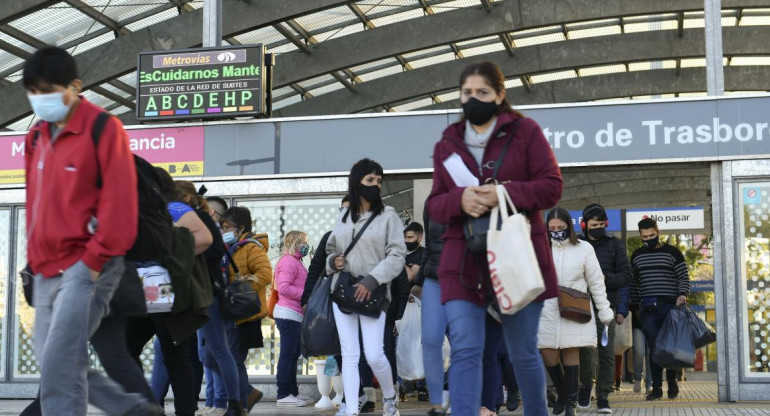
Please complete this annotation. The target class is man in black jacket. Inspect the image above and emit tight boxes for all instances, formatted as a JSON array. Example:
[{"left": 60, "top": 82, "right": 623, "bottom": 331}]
[{"left": 577, "top": 204, "right": 631, "bottom": 415}]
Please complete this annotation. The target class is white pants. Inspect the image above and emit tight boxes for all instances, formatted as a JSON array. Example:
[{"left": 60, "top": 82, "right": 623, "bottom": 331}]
[{"left": 333, "top": 303, "right": 395, "bottom": 415}]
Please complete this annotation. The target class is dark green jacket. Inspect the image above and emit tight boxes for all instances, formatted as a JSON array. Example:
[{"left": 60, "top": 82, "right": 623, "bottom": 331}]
[{"left": 162, "top": 226, "right": 213, "bottom": 344}]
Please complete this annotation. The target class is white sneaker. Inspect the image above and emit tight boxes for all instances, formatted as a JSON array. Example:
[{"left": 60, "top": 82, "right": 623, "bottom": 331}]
[
  {"left": 298, "top": 393, "right": 315, "bottom": 405},
  {"left": 335, "top": 403, "right": 347, "bottom": 416},
  {"left": 277, "top": 395, "right": 307, "bottom": 407},
  {"left": 195, "top": 407, "right": 212, "bottom": 416},
  {"left": 383, "top": 395, "right": 400, "bottom": 416},
  {"left": 209, "top": 408, "right": 226, "bottom": 416}
]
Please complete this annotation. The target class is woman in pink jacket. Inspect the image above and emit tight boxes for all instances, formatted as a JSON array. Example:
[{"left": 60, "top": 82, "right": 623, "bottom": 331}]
[{"left": 273, "top": 231, "right": 313, "bottom": 407}]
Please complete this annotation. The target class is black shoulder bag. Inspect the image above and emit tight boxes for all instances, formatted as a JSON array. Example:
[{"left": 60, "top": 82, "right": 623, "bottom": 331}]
[
  {"left": 463, "top": 121, "right": 520, "bottom": 253},
  {"left": 220, "top": 246, "right": 261, "bottom": 321},
  {"left": 330, "top": 211, "right": 389, "bottom": 318}
]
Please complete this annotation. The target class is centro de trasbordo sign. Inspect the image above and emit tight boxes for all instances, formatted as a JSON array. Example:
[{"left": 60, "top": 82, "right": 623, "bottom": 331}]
[{"left": 136, "top": 45, "right": 266, "bottom": 121}]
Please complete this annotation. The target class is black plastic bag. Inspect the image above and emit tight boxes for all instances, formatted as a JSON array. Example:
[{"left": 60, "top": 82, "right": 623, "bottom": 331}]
[
  {"left": 684, "top": 305, "right": 716, "bottom": 349},
  {"left": 652, "top": 307, "right": 695, "bottom": 368},
  {"left": 301, "top": 275, "right": 340, "bottom": 357}
]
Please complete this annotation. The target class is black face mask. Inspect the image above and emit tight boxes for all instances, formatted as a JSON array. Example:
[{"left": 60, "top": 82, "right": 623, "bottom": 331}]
[
  {"left": 406, "top": 241, "right": 420, "bottom": 251},
  {"left": 357, "top": 184, "right": 381, "bottom": 203},
  {"left": 644, "top": 236, "right": 660, "bottom": 249},
  {"left": 462, "top": 97, "right": 500, "bottom": 126},
  {"left": 550, "top": 230, "right": 569, "bottom": 243},
  {"left": 588, "top": 227, "right": 605, "bottom": 240}
]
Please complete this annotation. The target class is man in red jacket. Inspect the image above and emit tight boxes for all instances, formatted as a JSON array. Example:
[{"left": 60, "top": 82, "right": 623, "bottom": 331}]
[{"left": 23, "top": 47, "right": 160, "bottom": 416}]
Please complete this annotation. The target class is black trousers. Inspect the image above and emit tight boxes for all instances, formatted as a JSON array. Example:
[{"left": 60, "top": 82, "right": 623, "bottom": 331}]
[
  {"left": 127, "top": 315, "right": 197, "bottom": 416},
  {"left": 91, "top": 316, "right": 157, "bottom": 403}
]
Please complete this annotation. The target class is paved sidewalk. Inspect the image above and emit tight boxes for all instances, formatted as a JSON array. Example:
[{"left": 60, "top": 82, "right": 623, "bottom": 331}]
[{"left": 2, "top": 375, "right": 769, "bottom": 415}]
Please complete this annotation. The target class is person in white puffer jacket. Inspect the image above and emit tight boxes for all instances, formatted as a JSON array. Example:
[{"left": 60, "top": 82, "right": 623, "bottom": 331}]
[{"left": 540, "top": 208, "right": 614, "bottom": 416}]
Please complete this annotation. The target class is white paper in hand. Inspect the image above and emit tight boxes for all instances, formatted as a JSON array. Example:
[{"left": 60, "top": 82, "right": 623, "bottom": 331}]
[{"left": 442, "top": 153, "right": 479, "bottom": 187}]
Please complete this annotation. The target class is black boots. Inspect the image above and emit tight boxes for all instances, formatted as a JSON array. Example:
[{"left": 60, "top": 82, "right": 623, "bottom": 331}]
[
  {"left": 224, "top": 399, "right": 243, "bottom": 416},
  {"left": 546, "top": 365, "right": 566, "bottom": 415},
  {"left": 667, "top": 370, "right": 680, "bottom": 399},
  {"left": 563, "top": 365, "right": 579, "bottom": 416}
]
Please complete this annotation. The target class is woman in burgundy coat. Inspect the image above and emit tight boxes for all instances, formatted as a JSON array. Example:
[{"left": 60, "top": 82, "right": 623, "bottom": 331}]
[{"left": 427, "top": 61, "right": 563, "bottom": 416}]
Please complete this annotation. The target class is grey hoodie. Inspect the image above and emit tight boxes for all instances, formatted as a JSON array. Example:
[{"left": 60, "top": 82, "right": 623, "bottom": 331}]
[{"left": 326, "top": 206, "right": 407, "bottom": 307}]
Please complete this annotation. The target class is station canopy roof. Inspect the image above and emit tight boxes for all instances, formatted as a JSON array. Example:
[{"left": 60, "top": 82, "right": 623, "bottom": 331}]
[{"left": 2, "top": 0, "right": 770, "bottom": 131}]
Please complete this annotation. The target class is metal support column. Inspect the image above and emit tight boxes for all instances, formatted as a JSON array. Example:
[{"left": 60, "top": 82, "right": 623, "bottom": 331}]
[
  {"left": 202, "top": 0, "right": 223, "bottom": 48},
  {"left": 704, "top": 0, "right": 725, "bottom": 95}
]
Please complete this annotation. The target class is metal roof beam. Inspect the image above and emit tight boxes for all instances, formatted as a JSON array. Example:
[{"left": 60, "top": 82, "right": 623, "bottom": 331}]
[
  {"left": 0, "top": 0, "right": 351, "bottom": 127},
  {"left": 0, "top": 0, "right": 58, "bottom": 26},
  {"left": 420, "top": 66, "right": 765, "bottom": 109},
  {"left": 348, "top": 3, "right": 375, "bottom": 30},
  {"left": 91, "top": 86, "right": 135, "bottom": 109},
  {"left": 273, "top": 23, "right": 312, "bottom": 54},
  {"left": 273, "top": 26, "right": 768, "bottom": 116},
  {"left": 65, "top": 0, "right": 128, "bottom": 36},
  {"left": 480, "top": 0, "right": 493, "bottom": 13},
  {"left": 277, "top": 0, "right": 759, "bottom": 89},
  {"left": 107, "top": 80, "right": 136, "bottom": 96}
]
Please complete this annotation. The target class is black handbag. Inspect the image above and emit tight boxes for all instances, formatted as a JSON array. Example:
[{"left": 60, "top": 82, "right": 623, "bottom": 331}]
[
  {"left": 220, "top": 248, "right": 261, "bottom": 321},
  {"left": 330, "top": 211, "right": 389, "bottom": 318},
  {"left": 463, "top": 121, "right": 520, "bottom": 254}
]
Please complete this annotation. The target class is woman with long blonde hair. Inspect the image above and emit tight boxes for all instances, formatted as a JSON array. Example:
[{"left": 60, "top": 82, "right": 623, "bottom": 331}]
[{"left": 273, "top": 231, "right": 313, "bottom": 406}]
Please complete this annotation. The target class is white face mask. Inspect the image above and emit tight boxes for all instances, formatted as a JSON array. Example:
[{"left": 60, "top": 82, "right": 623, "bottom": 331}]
[{"left": 27, "top": 91, "right": 73, "bottom": 123}]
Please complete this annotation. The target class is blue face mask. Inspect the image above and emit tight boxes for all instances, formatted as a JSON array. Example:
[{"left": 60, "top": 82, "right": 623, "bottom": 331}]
[
  {"left": 299, "top": 244, "right": 310, "bottom": 257},
  {"left": 222, "top": 231, "right": 237, "bottom": 245},
  {"left": 27, "top": 91, "right": 73, "bottom": 123}
]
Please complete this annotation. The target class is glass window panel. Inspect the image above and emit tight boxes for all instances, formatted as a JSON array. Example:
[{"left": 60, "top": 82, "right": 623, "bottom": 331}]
[
  {"left": 234, "top": 198, "right": 343, "bottom": 376},
  {"left": 82, "top": 0, "right": 168, "bottom": 24},
  {"left": 9, "top": 2, "right": 106, "bottom": 47},
  {"left": 392, "top": 97, "right": 435, "bottom": 112},
  {"left": 124, "top": 7, "right": 178, "bottom": 32},
  {"left": 461, "top": 42, "right": 506, "bottom": 58},
  {"left": 738, "top": 182, "right": 770, "bottom": 376},
  {"left": 369, "top": 9, "right": 425, "bottom": 28},
  {"left": 731, "top": 56, "right": 770, "bottom": 66},
  {"left": 0, "top": 209, "right": 9, "bottom": 380},
  {"left": 294, "top": 6, "right": 358, "bottom": 33},
  {"left": 272, "top": 95, "right": 303, "bottom": 110},
  {"left": 529, "top": 70, "right": 577, "bottom": 84},
  {"left": 623, "top": 20, "right": 678, "bottom": 33},
  {"left": 435, "top": 91, "right": 460, "bottom": 103},
  {"left": 408, "top": 52, "right": 457, "bottom": 69},
  {"left": 314, "top": 24, "right": 367, "bottom": 43},
  {"left": 577, "top": 64, "right": 627, "bottom": 77},
  {"left": 513, "top": 32, "right": 566, "bottom": 47},
  {"left": 67, "top": 31, "right": 114, "bottom": 56},
  {"left": 307, "top": 82, "right": 347, "bottom": 97},
  {"left": 504, "top": 78, "right": 524, "bottom": 89},
  {"left": 567, "top": 25, "right": 622, "bottom": 40},
  {"left": 357, "top": 64, "right": 404, "bottom": 83},
  {"left": 13, "top": 209, "right": 36, "bottom": 378},
  {"left": 740, "top": 15, "right": 770, "bottom": 26}
]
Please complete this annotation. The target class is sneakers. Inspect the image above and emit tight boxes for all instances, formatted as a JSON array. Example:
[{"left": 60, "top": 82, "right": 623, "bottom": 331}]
[
  {"left": 359, "top": 400, "right": 375, "bottom": 413},
  {"left": 577, "top": 387, "right": 592, "bottom": 409},
  {"left": 277, "top": 395, "right": 308, "bottom": 407},
  {"left": 335, "top": 403, "right": 347, "bottom": 416},
  {"left": 383, "top": 395, "right": 400, "bottom": 416},
  {"left": 633, "top": 380, "right": 641, "bottom": 393},
  {"left": 668, "top": 382, "right": 680, "bottom": 399},
  {"left": 646, "top": 388, "right": 664, "bottom": 401},
  {"left": 612, "top": 379, "right": 622, "bottom": 391},
  {"left": 298, "top": 394, "right": 315, "bottom": 405},
  {"left": 427, "top": 409, "right": 447, "bottom": 416},
  {"left": 597, "top": 397, "right": 612, "bottom": 414},
  {"left": 195, "top": 407, "right": 213, "bottom": 416},
  {"left": 209, "top": 408, "right": 227, "bottom": 416}
]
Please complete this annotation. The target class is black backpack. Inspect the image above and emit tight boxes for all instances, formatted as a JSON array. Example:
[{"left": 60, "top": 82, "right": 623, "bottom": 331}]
[{"left": 31, "top": 112, "right": 173, "bottom": 262}]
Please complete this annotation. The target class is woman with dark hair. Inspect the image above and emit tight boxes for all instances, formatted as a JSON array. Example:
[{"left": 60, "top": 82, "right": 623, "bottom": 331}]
[
  {"left": 220, "top": 206, "right": 271, "bottom": 412},
  {"left": 542, "top": 208, "right": 614, "bottom": 416},
  {"left": 326, "top": 158, "right": 406, "bottom": 416},
  {"left": 427, "top": 61, "right": 563, "bottom": 416}
]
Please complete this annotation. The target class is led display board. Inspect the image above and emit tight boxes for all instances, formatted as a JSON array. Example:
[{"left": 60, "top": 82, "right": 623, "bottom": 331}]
[{"left": 136, "top": 45, "right": 266, "bottom": 121}]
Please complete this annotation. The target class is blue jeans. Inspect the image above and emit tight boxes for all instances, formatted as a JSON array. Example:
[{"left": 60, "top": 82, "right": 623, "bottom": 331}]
[
  {"left": 483, "top": 314, "right": 503, "bottom": 410},
  {"left": 421, "top": 278, "right": 448, "bottom": 407},
  {"left": 200, "top": 338, "right": 227, "bottom": 408},
  {"left": 227, "top": 322, "right": 254, "bottom": 408},
  {"left": 501, "top": 300, "right": 548, "bottom": 416},
  {"left": 275, "top": 318, "right": 302, "bottom": 399},
  {"left": 34, "top": 258, "right": 145, "bottom": 416},
  {"left": 199, "top": 297, "right": 241, "bottom": 402},
  {"left": 639, "top": 303, "right": 677, "bottom": 389},
  {"left": 151, "top": 338, "right": 169, "bottom": 404},
  {"left": 632, "top": 327, "right": 652, "bottom": 387},
  {"left": 445, "top": 300, "right": 486, "bottom": 416}
]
